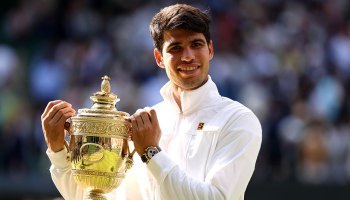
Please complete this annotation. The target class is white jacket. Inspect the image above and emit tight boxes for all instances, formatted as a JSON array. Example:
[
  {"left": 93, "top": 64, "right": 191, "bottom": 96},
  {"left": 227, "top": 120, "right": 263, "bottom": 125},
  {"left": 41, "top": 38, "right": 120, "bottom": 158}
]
[{"left": 47, "top": 76, "right": 262, "bottom": 200}]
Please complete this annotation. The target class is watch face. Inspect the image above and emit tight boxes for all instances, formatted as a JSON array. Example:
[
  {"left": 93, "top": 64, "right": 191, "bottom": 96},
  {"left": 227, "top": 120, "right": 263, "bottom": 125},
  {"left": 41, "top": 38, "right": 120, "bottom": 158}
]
[{"left": 146, "top": 147, "right": 159, "bottom": 159}]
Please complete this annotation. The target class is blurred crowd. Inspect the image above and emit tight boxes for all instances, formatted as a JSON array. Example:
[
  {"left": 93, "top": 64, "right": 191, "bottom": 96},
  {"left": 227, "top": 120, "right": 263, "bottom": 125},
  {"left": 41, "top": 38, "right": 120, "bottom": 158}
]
[{"left": 1, "top": 0, "right": 350, "bottom": 187}]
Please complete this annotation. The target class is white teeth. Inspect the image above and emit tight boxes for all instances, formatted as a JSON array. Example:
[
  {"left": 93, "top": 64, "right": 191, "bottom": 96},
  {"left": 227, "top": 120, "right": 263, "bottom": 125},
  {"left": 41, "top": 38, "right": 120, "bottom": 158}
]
[{"left": 180, "top": 67, "right": 197, "bottom": 71}]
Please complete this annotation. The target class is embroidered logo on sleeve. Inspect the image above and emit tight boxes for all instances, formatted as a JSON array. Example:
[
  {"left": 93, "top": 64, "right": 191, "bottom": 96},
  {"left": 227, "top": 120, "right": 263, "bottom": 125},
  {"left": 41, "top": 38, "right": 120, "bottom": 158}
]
[{"left": 197, "top": 122, "right": 205, "bottom": 130}]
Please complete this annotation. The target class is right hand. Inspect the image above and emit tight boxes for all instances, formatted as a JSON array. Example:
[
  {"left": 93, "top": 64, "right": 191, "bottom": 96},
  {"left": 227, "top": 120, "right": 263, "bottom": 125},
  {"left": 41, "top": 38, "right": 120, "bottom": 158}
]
[
  {"left": 130, "top": 107, "right": 161, "bottom": 156},
  {"left": 41, "top": 100, "right": 76, "bottom": 152}
]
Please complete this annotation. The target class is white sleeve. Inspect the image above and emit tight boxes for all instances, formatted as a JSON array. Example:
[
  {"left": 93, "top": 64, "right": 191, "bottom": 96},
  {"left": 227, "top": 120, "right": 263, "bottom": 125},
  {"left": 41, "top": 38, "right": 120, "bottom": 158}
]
[
  {"left": 147, "top": 112, "right": 262, "bottom": 200},
  {"left": 46, "top": 148, "right": 84, "bottom": 200}
]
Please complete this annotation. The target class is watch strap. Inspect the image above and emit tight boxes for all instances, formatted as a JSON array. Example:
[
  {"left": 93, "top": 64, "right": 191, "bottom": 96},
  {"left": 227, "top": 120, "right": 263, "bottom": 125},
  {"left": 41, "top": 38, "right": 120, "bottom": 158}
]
[{"left": 141, "top": 154, "right": 148, "bottom": 163}]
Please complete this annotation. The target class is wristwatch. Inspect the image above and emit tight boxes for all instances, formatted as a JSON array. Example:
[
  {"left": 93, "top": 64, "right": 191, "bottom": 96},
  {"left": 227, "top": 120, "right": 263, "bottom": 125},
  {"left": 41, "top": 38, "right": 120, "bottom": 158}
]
[{"left": 141, "top": 146, "right": 161, "bottom": 164}]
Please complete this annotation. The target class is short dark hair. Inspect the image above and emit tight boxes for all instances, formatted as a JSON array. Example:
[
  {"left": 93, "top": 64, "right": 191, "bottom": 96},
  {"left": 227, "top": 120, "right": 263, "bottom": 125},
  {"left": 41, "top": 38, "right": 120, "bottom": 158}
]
[{"left": 150, "top": 4, "right": 211, "bottom": 51}]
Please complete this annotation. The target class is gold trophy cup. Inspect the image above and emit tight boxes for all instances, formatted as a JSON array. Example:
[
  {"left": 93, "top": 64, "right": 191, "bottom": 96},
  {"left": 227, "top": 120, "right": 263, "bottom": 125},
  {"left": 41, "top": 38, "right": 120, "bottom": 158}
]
[{"left": 66, "top": 75, "right": 134, "bottom": 200}]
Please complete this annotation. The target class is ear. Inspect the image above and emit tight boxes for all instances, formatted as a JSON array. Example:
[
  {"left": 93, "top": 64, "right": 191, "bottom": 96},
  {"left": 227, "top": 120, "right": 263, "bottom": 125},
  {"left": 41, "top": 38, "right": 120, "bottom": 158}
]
[
  {"left": 154, "top": 48, "right": 165, "bottom": 68},
  {"left": 208, "top": 40, "right": 214, "bottom": 60}
]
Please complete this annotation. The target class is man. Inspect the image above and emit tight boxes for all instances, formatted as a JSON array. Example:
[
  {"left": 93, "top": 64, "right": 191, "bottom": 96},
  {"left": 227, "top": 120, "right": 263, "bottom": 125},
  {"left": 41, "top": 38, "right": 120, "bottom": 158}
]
[{"left": 42, "top": 4, "right": 262, "bottom": 200}]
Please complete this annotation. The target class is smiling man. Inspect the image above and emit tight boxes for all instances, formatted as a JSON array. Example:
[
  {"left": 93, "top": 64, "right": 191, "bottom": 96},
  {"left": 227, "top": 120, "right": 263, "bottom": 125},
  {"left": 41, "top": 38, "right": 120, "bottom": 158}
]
[{"left": 43, "top": 4, "right": 262, "bottom": 200}]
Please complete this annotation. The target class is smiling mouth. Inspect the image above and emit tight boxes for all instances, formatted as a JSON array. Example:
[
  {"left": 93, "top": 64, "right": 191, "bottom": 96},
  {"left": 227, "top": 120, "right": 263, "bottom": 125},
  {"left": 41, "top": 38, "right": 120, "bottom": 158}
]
[{"left": 178, "top": 65, "right": 200, "bottom": 72}]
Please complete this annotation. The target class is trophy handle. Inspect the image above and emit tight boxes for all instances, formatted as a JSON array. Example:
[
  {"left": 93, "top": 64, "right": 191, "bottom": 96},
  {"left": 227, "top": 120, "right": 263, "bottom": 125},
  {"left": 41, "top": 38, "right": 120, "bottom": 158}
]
[
  {"left": 123, "top": 119, "right": 136, "bottom": 171},
  {"left": 126, "top": 149, "right": 136, "bottom": 171},
  {"left": 122, "top": 139, "right": 136, "bottom": 171},
  {"left": 64, "top": 140, "right": 70, "bottom": 153},
  {"left": 64, "top": 121, "right": 71, "bottom": 153}
]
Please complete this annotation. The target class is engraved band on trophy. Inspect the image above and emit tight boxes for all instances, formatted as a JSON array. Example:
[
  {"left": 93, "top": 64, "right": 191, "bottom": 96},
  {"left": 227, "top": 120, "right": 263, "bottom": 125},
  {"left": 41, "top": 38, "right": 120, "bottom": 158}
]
[{"left": 65, "top": 75, "right": 135, "bottom": 200}]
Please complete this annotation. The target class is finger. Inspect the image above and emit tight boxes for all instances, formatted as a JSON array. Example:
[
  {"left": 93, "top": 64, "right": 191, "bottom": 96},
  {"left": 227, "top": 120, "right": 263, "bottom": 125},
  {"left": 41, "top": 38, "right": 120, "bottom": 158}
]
[
  {"left": 47, "top": 101, "right": 72, "bottom": 121},
  {"left": 148, "top": 109, "right": 159, "bottom": 128},
  {"left": 134, "top": 110, "right": 145, "bottom": 128},
  {"left": 59, "top": 112, "right": 75, "bottom": 137},
  {"left": 41, "top": 100, "right": 63, "bottom": 120},
  {"left": 130, "top": 115, "right": 138, "bottom": 133},
  {"left": 55, "top": 109, "right": 75, "bottom": 126},
  {"left": 49, "top": 109, "right": 73, "bottom": 129},
  {"left": 125, "top": 117, "right": 132, "bottom": 135},
  {"left": 50, "top": 106, "right": 74, "bottom": 123},
  {"left": 140, "top": 111, "right": 151, "bottom": 126},
  {"left": 42, "top": 102, "right": 69, "bottom": 126}
]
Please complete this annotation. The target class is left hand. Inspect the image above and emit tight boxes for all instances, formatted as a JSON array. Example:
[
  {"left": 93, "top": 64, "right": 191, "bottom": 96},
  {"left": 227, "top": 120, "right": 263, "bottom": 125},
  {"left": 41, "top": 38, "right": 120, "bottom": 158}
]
[{"left": 130, "top": 107, "right": 161, "bottom": 156}]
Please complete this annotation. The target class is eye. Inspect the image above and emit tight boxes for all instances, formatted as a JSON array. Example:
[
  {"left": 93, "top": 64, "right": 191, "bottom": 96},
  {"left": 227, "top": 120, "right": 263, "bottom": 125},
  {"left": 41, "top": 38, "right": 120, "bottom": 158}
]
[
  {"left": 168, "top": 45, "right": 182, "bottom": 53},
  {"left": 191, "top": 41, "right": 204, "bottom": 48}
]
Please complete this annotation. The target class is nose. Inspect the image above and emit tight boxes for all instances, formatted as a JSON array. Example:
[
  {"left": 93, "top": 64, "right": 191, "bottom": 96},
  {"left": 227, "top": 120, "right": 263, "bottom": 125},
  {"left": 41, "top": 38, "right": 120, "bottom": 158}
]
[{"left": 181, "top": 47, "right": 194, "bottom": 62}]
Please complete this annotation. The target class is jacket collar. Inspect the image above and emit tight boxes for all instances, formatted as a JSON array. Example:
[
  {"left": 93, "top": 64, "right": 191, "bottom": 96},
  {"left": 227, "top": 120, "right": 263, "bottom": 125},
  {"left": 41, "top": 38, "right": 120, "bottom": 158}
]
[{"left": 160, "top": 76, "right": 222, "bottom": 114}]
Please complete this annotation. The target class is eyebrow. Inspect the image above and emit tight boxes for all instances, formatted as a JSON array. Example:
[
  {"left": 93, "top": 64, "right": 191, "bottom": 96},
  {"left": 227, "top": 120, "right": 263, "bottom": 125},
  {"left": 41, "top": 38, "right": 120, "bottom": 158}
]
[
  {"left": 167, "top": 42, "right": 181, "bottom": 49},
  {"left": 167, "top": 38, "right": 206, "bottom": 49},
  {"left": 192, "top": 39, "right": 206, "bottom": 44}
]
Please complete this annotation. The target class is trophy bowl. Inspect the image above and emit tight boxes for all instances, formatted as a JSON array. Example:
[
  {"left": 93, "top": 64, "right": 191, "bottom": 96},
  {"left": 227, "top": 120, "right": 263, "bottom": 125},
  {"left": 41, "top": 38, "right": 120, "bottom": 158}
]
[{"left": 67, "top": 76, "right": 134, "bottom": 200}]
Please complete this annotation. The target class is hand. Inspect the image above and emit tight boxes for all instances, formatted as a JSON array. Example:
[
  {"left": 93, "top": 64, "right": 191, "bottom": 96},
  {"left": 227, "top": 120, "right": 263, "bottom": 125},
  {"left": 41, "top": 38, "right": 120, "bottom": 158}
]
[
  {"left": 41, "top": 100, "right": 76, "bottom": 152},
  {"left": 130, "top": 107, "right": 161, "bottom": 156}
]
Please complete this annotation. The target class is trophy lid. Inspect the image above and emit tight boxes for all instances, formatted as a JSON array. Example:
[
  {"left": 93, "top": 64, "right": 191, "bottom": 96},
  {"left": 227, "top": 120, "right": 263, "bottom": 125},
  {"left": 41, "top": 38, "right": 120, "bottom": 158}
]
[{"left": 75, "top": 75, "right": 129, "bottom": 119}]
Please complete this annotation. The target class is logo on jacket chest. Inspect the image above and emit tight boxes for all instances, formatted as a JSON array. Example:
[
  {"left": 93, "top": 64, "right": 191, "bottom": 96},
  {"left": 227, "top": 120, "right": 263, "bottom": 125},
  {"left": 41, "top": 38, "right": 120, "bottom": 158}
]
[{"left": 197, "top": 122, "right": 205, "bottom": 130}]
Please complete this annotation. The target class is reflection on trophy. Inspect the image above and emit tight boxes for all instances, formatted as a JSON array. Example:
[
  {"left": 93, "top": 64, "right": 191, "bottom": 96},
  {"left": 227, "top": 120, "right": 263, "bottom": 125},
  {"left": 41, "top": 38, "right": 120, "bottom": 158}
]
[{"left": 66, "top": 75, "right": 134, "bottom": 200}]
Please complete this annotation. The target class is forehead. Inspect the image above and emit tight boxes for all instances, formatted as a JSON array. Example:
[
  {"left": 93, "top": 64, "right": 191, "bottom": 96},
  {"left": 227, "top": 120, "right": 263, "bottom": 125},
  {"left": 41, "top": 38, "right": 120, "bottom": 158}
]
[{"left": 163, "top": 29, "right": 206, "bottom": 46}]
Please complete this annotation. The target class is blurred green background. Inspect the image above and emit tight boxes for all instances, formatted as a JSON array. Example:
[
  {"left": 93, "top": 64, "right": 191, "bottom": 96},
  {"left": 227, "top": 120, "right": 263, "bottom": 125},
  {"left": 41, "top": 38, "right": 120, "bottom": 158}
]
[{"left": 0, "top": 0, "right": 350, "bottom": 199}]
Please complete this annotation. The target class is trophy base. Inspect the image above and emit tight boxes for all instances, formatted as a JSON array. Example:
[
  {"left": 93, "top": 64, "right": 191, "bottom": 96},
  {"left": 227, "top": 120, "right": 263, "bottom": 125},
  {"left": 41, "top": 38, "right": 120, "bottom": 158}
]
[{"left": 86, "top": 190, "right": 107, "bottom": 200}]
